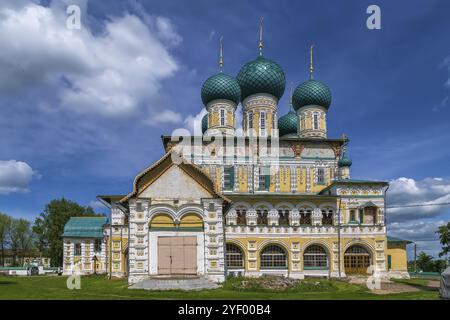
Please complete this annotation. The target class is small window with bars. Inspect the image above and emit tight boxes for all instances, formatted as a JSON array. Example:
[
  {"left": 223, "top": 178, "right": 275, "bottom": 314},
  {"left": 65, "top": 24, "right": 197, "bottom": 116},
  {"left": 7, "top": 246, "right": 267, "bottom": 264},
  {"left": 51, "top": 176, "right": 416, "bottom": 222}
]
[
  {"left": 94, "top": 239, "right": 102, "bottom": 252},
  {"left": 260, "top": 111, "right": 266, "bottom": 136},
  {"left": 313, "top": 113, "right": 319, "bottom": 130},
  {"left": 74, "top": 243, "right": 81, "bottom": 256},
  {"left": 220, "top": 108, "right": 225, "bottom": 126},
  {"left": 317, "top": 168, "right": 325, "bottom": 185},
  {"left": 248, "top": 112, "right": 253, "bottom": 129},
  {"left": 223, "top": 166, "right": 234, "bottom": 190},
  {"left": 258, "top": 167, "right": 270, "bottom": 191}
]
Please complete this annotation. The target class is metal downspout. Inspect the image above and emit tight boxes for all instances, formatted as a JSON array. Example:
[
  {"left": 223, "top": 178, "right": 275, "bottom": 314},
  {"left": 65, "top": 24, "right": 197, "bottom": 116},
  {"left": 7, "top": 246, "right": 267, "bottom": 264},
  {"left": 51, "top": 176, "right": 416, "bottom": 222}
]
[{"left": 337, "top": 196, "right": 342, "bottom": 280}]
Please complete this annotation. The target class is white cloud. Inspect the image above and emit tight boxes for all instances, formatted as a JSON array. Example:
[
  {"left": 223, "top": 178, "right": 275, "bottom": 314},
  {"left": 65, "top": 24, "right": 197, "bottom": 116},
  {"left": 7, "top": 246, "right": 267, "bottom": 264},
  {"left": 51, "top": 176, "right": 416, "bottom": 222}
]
[
  {"left": 388, "top": 219, "right": 444, "bottom": 242},
  {"left": 0, "top": 1, "right": 180, "bottom": 117},
  {"left": 388, "top": 219, "right": 447, "bottom": 258},
  {"left": 88, "top": 200, "right": 106, "bottom": 211},
  {"left": 387, "top": 177, "right": 450, "bottom": 222},
  {"left": 155, "top": 17, "right": 182, "bottom": 47},
  {"left": 183, "top": 109, "right": 207, "bottom": 135},
  {"left": 0, "top": 160, "right": 38, "bottom": 194},
  {"left": 144, "top": 109, "right": 183, "bottom": 127}
]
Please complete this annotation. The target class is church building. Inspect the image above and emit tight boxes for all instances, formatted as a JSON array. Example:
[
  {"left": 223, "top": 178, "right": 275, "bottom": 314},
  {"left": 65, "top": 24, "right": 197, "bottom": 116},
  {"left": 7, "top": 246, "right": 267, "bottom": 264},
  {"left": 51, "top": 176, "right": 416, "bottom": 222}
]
[{"left": 62, "top": 26, "right": 411, "bottom": 284}]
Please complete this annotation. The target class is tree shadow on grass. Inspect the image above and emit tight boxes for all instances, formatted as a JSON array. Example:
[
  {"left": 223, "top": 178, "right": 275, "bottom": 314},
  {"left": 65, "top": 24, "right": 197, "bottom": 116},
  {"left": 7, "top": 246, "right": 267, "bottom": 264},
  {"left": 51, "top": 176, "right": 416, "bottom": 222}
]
[
  {"left": 395, "top": 280, "right": 439, "bottom": 292},
  {"left": 0, "top": 281, "right": 17, "bottom": 286}
]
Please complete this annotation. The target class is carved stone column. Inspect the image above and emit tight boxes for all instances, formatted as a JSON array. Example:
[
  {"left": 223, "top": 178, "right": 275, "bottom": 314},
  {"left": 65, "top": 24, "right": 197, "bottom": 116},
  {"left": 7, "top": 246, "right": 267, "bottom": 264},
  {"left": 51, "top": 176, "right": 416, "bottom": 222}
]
[
  {"left": 226, "top": 208, "right": 237, "bottom": 225},
  {"left": 289, "top": 209, "right": 300, "bottom": 226},
  {"left": 268, "top": 209, "right": 279, "bottom": 226},
  {"left": 246, "top": 209, "right": 257, "bottom": 226},
  {"left": 312, "top": 208, "right": 322, "bottom": 226}
]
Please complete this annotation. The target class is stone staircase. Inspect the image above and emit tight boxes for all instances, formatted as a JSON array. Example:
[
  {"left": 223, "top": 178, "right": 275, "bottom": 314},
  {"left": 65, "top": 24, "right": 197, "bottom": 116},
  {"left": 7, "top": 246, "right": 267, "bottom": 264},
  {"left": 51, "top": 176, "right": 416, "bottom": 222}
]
[{"left": 129, "top": 277, "right": 220, "bottom": 291}]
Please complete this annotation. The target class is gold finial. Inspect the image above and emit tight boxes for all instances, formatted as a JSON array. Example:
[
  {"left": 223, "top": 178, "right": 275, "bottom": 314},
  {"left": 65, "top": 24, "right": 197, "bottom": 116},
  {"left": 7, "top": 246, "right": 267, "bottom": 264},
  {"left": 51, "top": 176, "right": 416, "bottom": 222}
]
[
  {"left": 341, "top": 133, "right": 348, "bottom": 154},
  {"left": 289, "top": 82, "right": 293, "bottom": 109},
  {"left": 219, "top": 36, "right": 223, "bottom": 72},
  {"left": 259, "top": 17, "right": 264, "bottom": 56},
  {"left": 309, "top": 44, "right": 314, "bottom": 79}
]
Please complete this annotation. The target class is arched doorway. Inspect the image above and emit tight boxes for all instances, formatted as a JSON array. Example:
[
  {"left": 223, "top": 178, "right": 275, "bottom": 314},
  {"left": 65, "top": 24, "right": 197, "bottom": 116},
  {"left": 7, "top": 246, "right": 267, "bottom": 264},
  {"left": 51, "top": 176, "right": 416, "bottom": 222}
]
[
  {"left": 226, "top": 243, "right": 244, "bottom": 269},
  {"left": 260, "top": 244, "right": 288, "bottom": 269},
  {"left": 344, "top": 245, "right": 372, "bottom": 275}
]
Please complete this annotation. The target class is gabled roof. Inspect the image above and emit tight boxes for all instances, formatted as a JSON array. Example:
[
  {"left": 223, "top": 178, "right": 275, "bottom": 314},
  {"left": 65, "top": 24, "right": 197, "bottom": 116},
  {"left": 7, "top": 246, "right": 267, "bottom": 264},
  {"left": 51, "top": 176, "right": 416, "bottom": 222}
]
[
  {"left": 319, "top": 179, "right": 389, "bottom": 195},
  {"left": 359, "top": 201, "right": 379, "bottom": 208},
  {"left": 119, "top": 150, "right": 230, "bottom": 204},
  {"left": 63, "top": 217, "right": 108, "bottom": 238},
  {"left": 387, "top": 236, "right": 413, "bottom": 244}
]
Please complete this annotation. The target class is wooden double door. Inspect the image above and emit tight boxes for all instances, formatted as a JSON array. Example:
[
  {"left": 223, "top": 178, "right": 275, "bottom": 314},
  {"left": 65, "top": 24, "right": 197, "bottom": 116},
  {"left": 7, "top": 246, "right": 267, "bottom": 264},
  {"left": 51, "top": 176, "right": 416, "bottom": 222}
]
[
  {"left": 344, "top": 254, "right": 371, "bottom": 274},
  {"left": 157, "top": 236, "right": 197, "bottom": 275}
]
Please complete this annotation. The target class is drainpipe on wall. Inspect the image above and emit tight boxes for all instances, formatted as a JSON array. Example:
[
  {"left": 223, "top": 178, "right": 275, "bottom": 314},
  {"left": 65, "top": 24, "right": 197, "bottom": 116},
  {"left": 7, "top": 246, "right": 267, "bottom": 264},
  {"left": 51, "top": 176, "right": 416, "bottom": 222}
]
[
  {"left": 384, "top": 185, "right": 389, "bottom": 226},
  {"left": 337, "top": 196, "right": 342, "bottom": 280},
  {"left": 222, "top": 201, "right": 230, "bottom": 281},
  {"left": 109, "top": 222, "right": 112, "bottom": 280}
]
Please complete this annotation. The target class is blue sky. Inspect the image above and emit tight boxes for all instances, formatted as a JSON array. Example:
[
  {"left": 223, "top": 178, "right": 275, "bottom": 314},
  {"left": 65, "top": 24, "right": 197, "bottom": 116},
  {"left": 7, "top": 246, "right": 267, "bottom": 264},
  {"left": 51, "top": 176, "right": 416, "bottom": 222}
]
[{"left": 0, "top": 0, "right": 449, "bottom": 259}]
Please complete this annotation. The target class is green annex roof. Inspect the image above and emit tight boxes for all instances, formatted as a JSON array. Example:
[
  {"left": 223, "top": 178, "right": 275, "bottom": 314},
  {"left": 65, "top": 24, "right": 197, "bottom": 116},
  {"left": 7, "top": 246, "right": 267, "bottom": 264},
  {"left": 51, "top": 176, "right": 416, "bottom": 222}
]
[
  {"left": 63, "top": 217, "right": 108, "bottom": 238},
  {"left": 387, "top": 236, "right": 413, "bottom": 244},
  {"left": 331, "top": 179, "right": 388, "bottom": 184}
]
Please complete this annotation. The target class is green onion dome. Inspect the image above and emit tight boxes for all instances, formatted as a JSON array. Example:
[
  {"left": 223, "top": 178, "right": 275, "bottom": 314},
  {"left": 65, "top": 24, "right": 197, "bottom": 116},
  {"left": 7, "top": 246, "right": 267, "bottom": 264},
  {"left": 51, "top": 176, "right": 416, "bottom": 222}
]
[
  {"left": 278, "top": 108, "right": 298, "bottom": 137},
  {"left": 201, "top": 114, "right": 208, "bottom": 134},
  {"left": 338, "top": 152, "right": 352, "bottom": 167},
  {"left": 201, "top": 72, "right": 241, "bottom": 106},
  {"left": 236, "top": 55, "right": 286, "bottom": 102},
  {"left": 292, "top": 79, "right": 332, "bottom": 110}
]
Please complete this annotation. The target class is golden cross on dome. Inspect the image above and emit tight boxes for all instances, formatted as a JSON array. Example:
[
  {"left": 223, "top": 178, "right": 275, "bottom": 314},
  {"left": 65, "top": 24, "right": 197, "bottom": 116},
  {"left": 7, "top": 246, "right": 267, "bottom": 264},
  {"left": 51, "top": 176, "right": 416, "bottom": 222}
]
[
  {"left": 289, "top": 82, "right": 294, "bottom": 109},
  {"left": 310, "top": 44, "right": 315, "bottom": 79},
  {"left": 219, "top": 36, "right": 223, "bottom": 72},
  {"left": 259, "top": 17, "right": 264, "bottom": 56}
]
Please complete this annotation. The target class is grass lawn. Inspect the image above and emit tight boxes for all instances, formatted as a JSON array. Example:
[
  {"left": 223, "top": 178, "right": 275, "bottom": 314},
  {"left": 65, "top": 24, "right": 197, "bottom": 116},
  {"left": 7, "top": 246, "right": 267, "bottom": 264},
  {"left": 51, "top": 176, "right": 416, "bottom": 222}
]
[{"left": 0, "top": 275, "right": 440, "bottom": 300}]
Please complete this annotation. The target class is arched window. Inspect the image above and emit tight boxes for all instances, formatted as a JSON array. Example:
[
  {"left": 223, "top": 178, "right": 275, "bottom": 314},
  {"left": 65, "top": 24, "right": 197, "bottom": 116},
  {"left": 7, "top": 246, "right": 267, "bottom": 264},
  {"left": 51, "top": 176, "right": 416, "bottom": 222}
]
[
  {"left": 278, "top": 209, "right": 289, "bottom": 225},
  {"left": 226, "top": 243, "right": 244, "bottom": 268},
  {"left": 299, "top": 209, "right": 312, "bottom": 225},
  {"left": 303, "top": 245, "right": 328, "bottom": 269},
  {"left": 260, "top": 244, "right": 287, "bottom": 269},
  {"left": 321, "top": 208, "right": 334, "bottom": 225},
  {"left": 236, "top": 209, "right": 247, "bottom": 225},
  {"left": 313, "top": 113, "right": 319, "bottom": 130},
  {"left": 220, "top": 108, "right": 226, "bottom": 126},
  {"left": 74, "top": 243, "right": 81, "bottom": 256},
  {"left": 256, "top": 209, "right": 268, "bottom": 225}
]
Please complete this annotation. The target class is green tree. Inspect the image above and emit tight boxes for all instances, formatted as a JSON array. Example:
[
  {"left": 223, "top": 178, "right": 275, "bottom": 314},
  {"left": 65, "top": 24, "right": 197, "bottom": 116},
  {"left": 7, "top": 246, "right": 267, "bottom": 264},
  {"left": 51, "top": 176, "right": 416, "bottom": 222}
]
[
  {"left": 416, "top": 251, "right": 434, "bottom": 272},
  {"left": 9, "top": 218, "right": 34, "bottom": 266},
  {"left": 437, "top": 222, "right": 450, "bottom": 261},
  {"left": 0, "top": 213, "right": 12, "bottom": 266},
  {"left": 32, "top": 198, "right": 101, "bottom": 267}
]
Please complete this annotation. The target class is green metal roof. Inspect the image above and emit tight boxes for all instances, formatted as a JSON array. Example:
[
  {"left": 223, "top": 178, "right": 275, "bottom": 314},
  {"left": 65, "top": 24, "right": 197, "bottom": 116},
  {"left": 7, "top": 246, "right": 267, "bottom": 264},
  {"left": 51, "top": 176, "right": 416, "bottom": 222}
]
[
  {"left": 63, "top": 217, "right": 108, "bottom": 238},
  {"left": 387, "top": 236, "right": 413, "bottom": 244},
  {"left": 338, "top": 151, "right": 352, "bottom": 167},
  {"left": 332, "top": 179, "right": 388, "bottom": 184},
  {"left": 201, "top": 114, "right": 208, "bottom": 133},
  {"left": 278, "top": 108, "right": 298, "bottom": 137},
  {"left": 293, "top": 79, "right": 332, "bottom": 110},
  {"left": 237, "top": 55, "right": 286, "bottom": 101},
  {"left": 201, "top": 72, "right": 241, "bottom": 106}
]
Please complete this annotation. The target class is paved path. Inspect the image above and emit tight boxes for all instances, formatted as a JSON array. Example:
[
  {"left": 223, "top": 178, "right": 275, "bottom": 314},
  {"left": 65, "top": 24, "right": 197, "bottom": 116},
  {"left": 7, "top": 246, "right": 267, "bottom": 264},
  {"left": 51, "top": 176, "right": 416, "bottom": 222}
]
[{"left": 129, "top": 277, "right": 220, "bottom": 291}]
